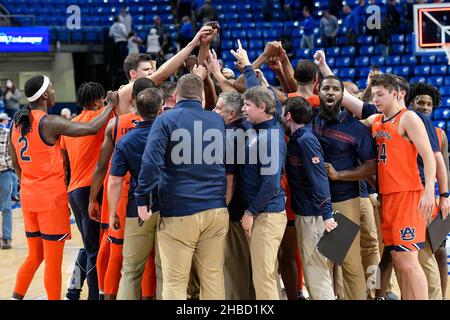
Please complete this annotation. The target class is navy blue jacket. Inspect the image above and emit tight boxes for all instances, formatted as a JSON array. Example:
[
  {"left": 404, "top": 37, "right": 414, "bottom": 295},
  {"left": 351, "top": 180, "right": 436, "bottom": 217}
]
[
  {"left": 225, "top": 117, "right": 253, "bottom": 221},
  {"left": 134, "top": 100, "right": 227, "bottom": 217},
  {"left": 286, "top": 124, "right": 333, "bottom": 220},
  {"left": 361, "top": 103, "right": 440, "bottom": 185},
  {"left": 239, "top": 117, "right": 286, "bottom": 214},
  {"left": 110, "top": 120, "right": 159, "bottom": 217},
  {"left": 312, "top": 109, "right": 377, "bottom": 202}
]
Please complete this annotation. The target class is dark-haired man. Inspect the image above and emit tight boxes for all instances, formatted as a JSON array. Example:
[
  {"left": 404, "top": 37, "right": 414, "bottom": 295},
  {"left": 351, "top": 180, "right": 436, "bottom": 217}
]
[
  {"left": 282, "top": 96, "right": 336, "bottom": 299},
  {"left": 87, "top": 77, "right": 155, "bottom": 300},
  {"left": 61, "top": 82, "right": 114, "bottom": 300},
  {"left": 313, "top": 75, "right": 377, "bottom": 300}
]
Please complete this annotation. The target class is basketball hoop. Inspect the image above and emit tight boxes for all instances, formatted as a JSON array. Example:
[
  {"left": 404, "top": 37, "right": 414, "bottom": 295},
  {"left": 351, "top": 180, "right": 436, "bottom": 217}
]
[{"left": 442, "top": 43, "right": 450, "bottom": 65}]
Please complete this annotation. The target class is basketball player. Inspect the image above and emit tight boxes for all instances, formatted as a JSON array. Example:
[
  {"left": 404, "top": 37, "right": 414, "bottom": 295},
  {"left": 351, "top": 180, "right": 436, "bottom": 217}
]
[{"left": 10, "top": 75, "right": 115, "bottom": 300}]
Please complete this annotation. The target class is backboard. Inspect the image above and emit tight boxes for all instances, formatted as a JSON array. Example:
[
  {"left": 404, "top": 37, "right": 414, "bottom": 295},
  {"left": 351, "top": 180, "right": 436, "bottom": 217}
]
[{"left": 414, "top": 3, "right": 450, "bottom": 55}]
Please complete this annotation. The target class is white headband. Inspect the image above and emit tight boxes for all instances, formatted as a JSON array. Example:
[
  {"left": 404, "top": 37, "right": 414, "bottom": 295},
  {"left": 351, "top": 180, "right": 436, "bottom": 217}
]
[{"left": 27, "top": 76, "right": 50, "bottom": 102}]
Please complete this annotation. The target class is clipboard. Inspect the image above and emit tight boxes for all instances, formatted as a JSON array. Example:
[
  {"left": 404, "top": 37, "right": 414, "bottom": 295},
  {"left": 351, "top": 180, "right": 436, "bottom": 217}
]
[
  {"left": 317, "top": 211, "right": 360, "bottom": 265},
  {"left": 427, "top": 211, "right": 450, "bottom": 253}
]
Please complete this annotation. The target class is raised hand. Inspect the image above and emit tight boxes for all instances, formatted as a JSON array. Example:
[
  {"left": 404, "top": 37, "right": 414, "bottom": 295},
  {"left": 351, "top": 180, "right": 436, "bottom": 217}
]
[
  {"left": 230, "top": 39, "right": 251, "bottom": 72},
  {"left": 263, "top": 41, "right": 281, "bottom": 59},
  {"left": 313, "top": 50, "right": 327, "bottom": 66},
  {"left": 190, "top": 26, "right": 214, "bottom": 47},
  {"left": 204, "top": 49, "right": 222, "bottom": 76},
  {"left": 192, "top": 64, "right": 208, "bottom": 80}
]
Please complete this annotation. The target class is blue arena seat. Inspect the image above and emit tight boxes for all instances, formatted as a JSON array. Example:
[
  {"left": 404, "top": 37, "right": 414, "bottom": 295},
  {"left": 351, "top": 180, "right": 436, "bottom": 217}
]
[
  {"left": 391, "top": 44, "right": 405, "bottom": 54},
  {"left": 393, "top": 66, "right": 410, "bottom": 77},
  {"left": 336, "top": 57, "right": 351, "bottom": 67},
  {"left": 401, "top": 55, "right": 416, "bottom": 65},
  {"left": 355, "top": 57, "right": 369, "bottom": 67},
  {"left": 439, "top": 87, "right": 450, "bottom": 96},
  {"left": 370, "top": 56, "right": 385, "bottom": 66},
  {"left": 359, "top": 46, "right": 374, "bottom": 55},
  {"left": 341, "top": 46, "right": 356, "bottom": 56},
  {"left": 326, "top": 47, "right": 340, "bottom": 57},
  {"left": 391, "top": 34, "right": 405, "bottom": 43},
  {"left": 433, "top": 108, "right": 450, "bottom": 120},
  {"left": 431, "top": 65, "right": 447, "bottom": 75},
  {"left": 340, "top": 68, "right": 356, "bottom": 79},
  {"left": 410, "top": 76, "right": 426, "bottom": 84},
  {"left": 357, "top": 35, "right": 373, "bottom": 45},
  {"left": 433, "top": 121, "right": 446, "bottom": 130},
  {"left": 386, "top": 55, "right": 401, "bottom": 65},
  {"left": 414, "top": 65, "right": 431, "bottom": 76},
  {"left": 428, "top": 76, "right": 444, "bottom": 87},
  {"left": 421, "top": 55, "right": 436, "bottom": 64}
]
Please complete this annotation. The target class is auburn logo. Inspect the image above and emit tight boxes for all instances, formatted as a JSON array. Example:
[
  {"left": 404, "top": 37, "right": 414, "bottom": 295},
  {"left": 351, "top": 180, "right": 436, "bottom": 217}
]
[{"left": 400, "top": 227, "right": 415, "bottom": 241}]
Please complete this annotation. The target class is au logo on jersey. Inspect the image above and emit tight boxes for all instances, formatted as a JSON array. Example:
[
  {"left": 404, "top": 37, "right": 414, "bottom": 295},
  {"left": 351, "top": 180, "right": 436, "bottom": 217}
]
[{"left": 400, "top": 227, "right": 415, "bottom": 241}]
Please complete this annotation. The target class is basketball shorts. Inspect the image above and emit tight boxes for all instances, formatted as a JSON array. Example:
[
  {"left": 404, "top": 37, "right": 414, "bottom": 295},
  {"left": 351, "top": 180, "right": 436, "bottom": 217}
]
[
  {"left": 23, "top": 196, "right": 71, "bottom": 241},
  {"left": 381, "top": 190, "right": 426, "bottom": 252}
]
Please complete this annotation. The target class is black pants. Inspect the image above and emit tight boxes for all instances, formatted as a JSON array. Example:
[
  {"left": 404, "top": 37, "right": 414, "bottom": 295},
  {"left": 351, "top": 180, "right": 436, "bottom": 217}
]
[{"left": 66, "top": 187, "right": 100, "bottom": 300}]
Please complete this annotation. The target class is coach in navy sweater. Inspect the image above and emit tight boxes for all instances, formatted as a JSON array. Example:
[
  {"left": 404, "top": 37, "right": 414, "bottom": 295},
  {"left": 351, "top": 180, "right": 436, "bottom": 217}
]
[
  {"left": 240, "top": 86, "right": 287, "bottom": 300},
  {"left": 282, "top": 96, "right": 336, "bottom": 300},
  {"left": 134, "top": 73, "right": 229, "bottom": 300}
]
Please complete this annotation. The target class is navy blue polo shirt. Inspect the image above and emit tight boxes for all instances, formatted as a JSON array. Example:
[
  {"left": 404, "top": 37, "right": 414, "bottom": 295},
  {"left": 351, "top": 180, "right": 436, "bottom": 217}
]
[
  {"left": 134, "top": 99, "right": 227, "bottom": 217},
  {"left": 286, "top": 124, "right": 333, "bottom": 220},
  {"left": 225, "top": 117, "right": 253, "bottom": 221},
  {"left": 311, "top": 109, "right": 377, "bottom": 203},
  {"left": 110, "top": 120, "right": 159, "bottom": 217},
  {"left": 361, "top": 103, "right": 440, "bottom": 185},
  {"left": 239, "top": 117, "right": 286, "bottom": 214}
]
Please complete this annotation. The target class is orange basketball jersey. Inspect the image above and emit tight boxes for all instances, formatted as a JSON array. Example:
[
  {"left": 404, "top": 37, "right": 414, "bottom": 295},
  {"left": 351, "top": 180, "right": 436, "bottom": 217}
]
[
  {"left": 11, "top": 110, "right": 67, "bottom": 211},
  {"left": 100, "top": 113, "right": 141, "bottom": 227},
  {"left": 372, "top": 109, "right": 423, "bottom": 195},
  {"left": 60, "top": 108, "right": 112, "bottom": 193}
]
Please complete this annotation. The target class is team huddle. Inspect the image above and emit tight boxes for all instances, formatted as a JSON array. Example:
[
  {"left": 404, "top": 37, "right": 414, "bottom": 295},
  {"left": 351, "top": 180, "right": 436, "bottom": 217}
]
[{"left": 7, "top": 25, "right": 450, "bottom": 300}]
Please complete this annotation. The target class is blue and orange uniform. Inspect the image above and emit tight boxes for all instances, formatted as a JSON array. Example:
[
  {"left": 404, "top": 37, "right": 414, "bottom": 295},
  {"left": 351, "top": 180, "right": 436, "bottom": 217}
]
[
  {"left": 60, "top": 106, "right": 111, "bottom": 300},
  {"left": 12, "top": 110, "right": 70, "bottom": 300},
  {"left": 372, "top": 109, "right": 426, "bottom": 251}
]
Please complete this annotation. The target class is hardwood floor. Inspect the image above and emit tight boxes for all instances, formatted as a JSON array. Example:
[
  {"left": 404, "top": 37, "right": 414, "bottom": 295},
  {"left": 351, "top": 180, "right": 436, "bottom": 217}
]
[
  {"left": 0, "top": 209, "right": 86, "bottom": 300},
  {"left": 1, "top": 208, "right": 450, "bottom": 300}
]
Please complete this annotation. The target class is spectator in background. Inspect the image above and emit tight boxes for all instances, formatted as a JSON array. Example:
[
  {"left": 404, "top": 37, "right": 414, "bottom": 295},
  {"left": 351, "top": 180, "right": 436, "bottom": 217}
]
[
  {"left": 119, "top": 5, "right": 133, "bottom": 34},
  {"left": 301, "top": 0, "right": 315, "bottom": 14},
  {"left": 281, "top": 36, "right": 294, "bottom": 60},
  {"left": 300, "top": 7, "right": 315, "bottom": 50},
  {"left": 404, "top": 0, "right": 414, "bottom": 33},
  {"left": 177, "top": 0, "right": 193, "bottom": 23},
  {"left": 387, "top": 0, "right": 401, "bottom": 33},
  {"left": 261, "top": 0, "right": 273, "bottom": 22},
  {"left": 128, "top": 31, "right": 143, "bottom": 54},
  {"left": 343, "top": 5, "right": 357, "bottom": 46},
  {"left": 197, "top": 0, "right": 217, "bottom": 25},
  {"left": 179, "top": 16, "right": 194, "bottom": 49},
  {"left": 329, "top": 0, "right": 343, "bottom": 17},
  {"left": 61, "top": 108, "right": 72, "bottom": 120},
  {"left": 109, "top": 16, "right": 129, "bottom": 69},
  {"left": 4, "top": 80, "right": 21, "bottom": 119},
  {"left": 0, "top": 112, "right": 13, "bottom": 250},
  {"left": 146, "top": 28, "right": 161, "bottom": 58},
  {"left": 320, "top": 10, "right": 339, "bottom": 47},
  {"left": 151, "top": 16, "right": 169, "bottom": 40}
]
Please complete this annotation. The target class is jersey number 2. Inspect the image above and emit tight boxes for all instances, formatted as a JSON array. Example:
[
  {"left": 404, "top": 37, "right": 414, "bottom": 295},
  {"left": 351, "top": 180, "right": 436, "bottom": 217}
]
[
  {"left": 18, "top": 136, "right": 31, "bottom": 162},
  {"left": 377, "top": 143, "right": 387, "bottom": 164}
]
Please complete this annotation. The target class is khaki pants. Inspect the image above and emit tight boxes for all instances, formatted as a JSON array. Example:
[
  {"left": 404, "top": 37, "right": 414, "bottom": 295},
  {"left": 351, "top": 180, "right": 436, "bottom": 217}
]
[
  {"left": 158, "top": 208, "right": 229, "bottom": 300},
  {"left": 419, "top": 235, "right": 442, "bottom": 300},
  {"left": 373, "top": 201, "right": 401, "bottom": 296},
  {"left": 332, "top": 197, "right": 367, "bottom": 300},
  {"left": 360, "top": 197, "right": 381, "bottom": 298},
  {"left": 117, "top": 213, "right": 160, "bottom": 300},
  {"left": 224, "top": 221, "right": 255, "bottom": 300},
  {"left": 249, "top": 211, "right": 287, "bottom": 300},
  {"left": 295, "top": 215, "right": 335, "bottom": 300}
]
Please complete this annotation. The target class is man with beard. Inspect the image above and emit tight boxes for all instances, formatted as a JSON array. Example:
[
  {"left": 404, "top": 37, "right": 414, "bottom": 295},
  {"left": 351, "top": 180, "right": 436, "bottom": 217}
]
[
  {"left": 311, "top": 75, "right": 377, "bottom": 300},
  {"left": 282, "top": 96, "right": 337, "bottom": 299}
]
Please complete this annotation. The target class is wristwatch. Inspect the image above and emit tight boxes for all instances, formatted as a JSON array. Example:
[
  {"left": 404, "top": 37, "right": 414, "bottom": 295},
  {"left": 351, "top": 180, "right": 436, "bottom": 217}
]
[{"left": 439, "top": 192, "right": 450, "bottom": 198}]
